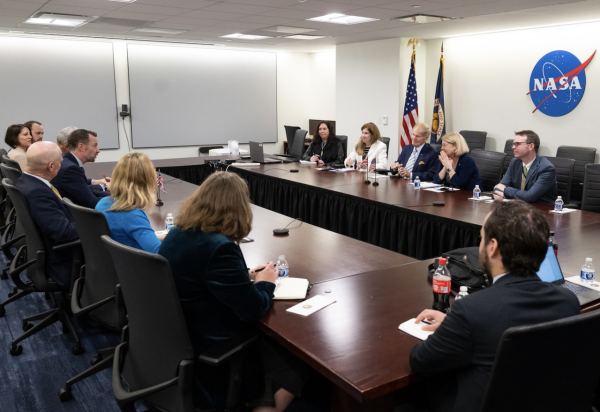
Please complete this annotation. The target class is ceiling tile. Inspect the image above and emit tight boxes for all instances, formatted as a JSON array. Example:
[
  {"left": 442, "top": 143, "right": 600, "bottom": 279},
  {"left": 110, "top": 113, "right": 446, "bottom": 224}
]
[
  {"left": 200, "top": 2, "right": 275, "bottom": 14},
  {"left": 135, "top": 0, "right": 216, "bottom": 8},
  {"left": 38, "top": 4, "right": 114, "bottom": 16},
  {"left": 0, "top": 8, "right": 34, "bottom": 18},
  {"left": 102, "top": 10, "right": 171, "bottom": 21},
  {"left": 258, "top": 8, "right": 321, "bottom": 19},
  {"left": 161, "top": 15, "right": 224, "bottom": 25},
  {"left": 289, "top": 1, "right": 365, "bottom": 13},
  {"left": 0, "top": 1, "right": 43, "bottom": 11},
  {"left": 377, "top": 0, "right": 456, "bottom": 13},
  {"left": 0, "top": 16, "right": 26, "bottom": 25},
  {"left": 72, "top": 27, "right": 129, "bottom": 34},
  {"left": 331, "top": 0, "right": 407, "bottom": 6},
  {"left": 227, "top": 0, "right": 298, "bottom": 7},
  {"left": 180, "top": 9, "right": 248, "bottom": 20},
  {"left": 234, "top": 15, "right": 297, "bottom": 24},
  {"left": 209, "top": 20, "right": 268, "bottom": 29},
  {"left": 345, "top": 6, "right": 411, "bottom": 19},
  {"left": 47, "top": 0, "right": 127, "bottom": 10},
  {"left": 148, "top": 21, "right": 208, "bottom": 30},
  {"left": 115, "top": 4, "right": 191, "bottom": 16}
]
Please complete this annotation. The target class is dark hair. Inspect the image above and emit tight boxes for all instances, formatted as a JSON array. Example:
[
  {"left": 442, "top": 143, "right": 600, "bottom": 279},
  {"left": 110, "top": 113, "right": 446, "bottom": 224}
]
[
  {"left": 484, "top": 200, "right": 549, "bottom": 276},
  {"left": 68, "top": 128, "right": 93, "bottom": 150},
  {"left": 24, "top": 120, "right": 41, "bottom": 131},
  {"left": 4, "top": 124, "right": 28, "bottom": 149},
  {"left": 312, "top": 121, "right": 337, "bottom": 145},
  {"left": 514, "top": 130, "right": 540, "bottom": 153}
]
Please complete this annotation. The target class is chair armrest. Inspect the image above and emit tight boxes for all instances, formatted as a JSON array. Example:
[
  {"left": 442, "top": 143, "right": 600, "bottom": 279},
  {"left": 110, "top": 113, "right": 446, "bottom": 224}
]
[
  {"left": 53, "top": 239, "right": 81, "bottom": 251},
  {"left": 1, "top": 232, "right": 24, "bottom": 251},
  {"left": 198, "top": 333, "right": 258, "bottom": 366},
  {"left": 71, "top": 276, "right": 115, "bottom": 318},
  {"left": 563, "top": 203, "right": 579, "bottom": 209}
]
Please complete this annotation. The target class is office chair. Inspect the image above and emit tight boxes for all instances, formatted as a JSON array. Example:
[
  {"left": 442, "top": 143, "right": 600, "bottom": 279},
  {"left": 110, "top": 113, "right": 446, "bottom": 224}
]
[
  {"left": 0, "top": 164, "right": 24, "bottom": 280},
  {"left": 430, "top": 143, "right": 442, "bottom": 153},
  {"left": 459, "top": 130, "right": 487, "bottom": 151},
  {"left": 581, "top": 164, "right": 600, "bottom": 213},
  {"left": 198, "top": 146, "right": 224, "bottom": 155},
  {"left": 58, "top": 199, "right": 128, "bottom": 402},
  {"left": 502, "top": 139, "right": 514, "bottom": 176},
  {"left": 545, "top": 156, "right": 575, "bottom": 205},
  {"left": 102, "top": 235, "right": 257, "bottom": 412},
  {"left": 480, "top": 310, "right": 600, "bottom": 412},
  {"left": 470, "top": 150, "right": 506, "bottom": 192},
  {"left": 1, "top": 178, "right": 84, "bottom": 355},
  {"left": 382, "top": 137, "right": 390, "bottom": 157},
  {"left": 337, "top": 135, "right": 348, "bottom": 159},
  {"left": 556, "top": 145, "right": 597, "bottom": 207},
  {"left": 290, "top": 129, "right": 308, "bottom": 161},
  {"left": 2, "top": 155, "right": 21, "bottom": 171},
  {"left": 284, "top": 125, "right": 300, "bottom": 155}
]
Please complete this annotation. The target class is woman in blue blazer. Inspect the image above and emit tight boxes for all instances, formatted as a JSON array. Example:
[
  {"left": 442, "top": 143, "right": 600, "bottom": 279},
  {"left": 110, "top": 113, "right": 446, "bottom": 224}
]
[{"left": 433, "top": 132, "right": 482, "bottom": 191}]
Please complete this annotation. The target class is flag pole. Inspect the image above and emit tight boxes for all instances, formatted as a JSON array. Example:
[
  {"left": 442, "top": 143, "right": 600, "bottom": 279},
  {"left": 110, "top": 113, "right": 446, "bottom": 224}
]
[{"left": 156, "top": 169, "right": 163, "bottom": 206}]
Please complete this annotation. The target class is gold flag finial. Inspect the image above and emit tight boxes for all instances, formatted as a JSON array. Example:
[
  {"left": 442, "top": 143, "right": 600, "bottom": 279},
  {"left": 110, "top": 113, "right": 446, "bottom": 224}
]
[
  {"left": 407, "top": 38, "right": 420, "bottom": 52},
  {"left": 441, "top": 42, "right": 444, "bottom": 57}
]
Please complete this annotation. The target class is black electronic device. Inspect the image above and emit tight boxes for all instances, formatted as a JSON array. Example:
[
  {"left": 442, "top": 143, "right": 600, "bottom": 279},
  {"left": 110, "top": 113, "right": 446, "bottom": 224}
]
[
  {"left": 433, "top": 201, "right": 445, "bottom": 206},
  {"left": 273, "top": 228, "right": 289, "bottom": 235},
  {"left": 120, "top": 104, "right": 130, "bottom": 117},
  {"left": 290, "top": 169, "right": 299, "bottom": 173}
]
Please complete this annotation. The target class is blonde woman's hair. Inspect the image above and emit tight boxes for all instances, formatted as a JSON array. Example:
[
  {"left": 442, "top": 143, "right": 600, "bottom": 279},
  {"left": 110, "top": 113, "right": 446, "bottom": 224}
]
[
  {"left": 442, "top": 132, "right": 470, "bottom": 157},
  {"left": 353, "top": 122, "right": 382, "bottom": 156},
  {"left": 175, "top": 171, "right": 252, "bottom": 242},
  {"left": 107, "top": 152, "right": 157, "bottom": 213}
]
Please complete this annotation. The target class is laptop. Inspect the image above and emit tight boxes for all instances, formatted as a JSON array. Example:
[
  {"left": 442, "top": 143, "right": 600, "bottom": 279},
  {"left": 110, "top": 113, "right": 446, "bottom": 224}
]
[
  {"left": 537, "top": 245, "right": 599, "bottom": 306},
  {"left": 249, "top": 141, "right": 283, "bottom": 164}
]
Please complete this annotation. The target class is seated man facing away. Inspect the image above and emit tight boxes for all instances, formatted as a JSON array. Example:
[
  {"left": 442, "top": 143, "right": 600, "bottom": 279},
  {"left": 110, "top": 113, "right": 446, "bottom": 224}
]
[
  {"left": 56, "top": 126, "right": 77, "bottom": 154},
  {"left": 16, "top": 141, "right": 79, "bottom": 290},
  {"left": 390, "top": 122, "right": 440, "bottom": 181},
  {"left": 493, "top": 130, "right": 557, "bottom": 204},
  {"left": 51, "top": 128, "right": 111, "bottom": 208},
  {"left": 407, "top": 200, "right": 579, "bottom": 412}
]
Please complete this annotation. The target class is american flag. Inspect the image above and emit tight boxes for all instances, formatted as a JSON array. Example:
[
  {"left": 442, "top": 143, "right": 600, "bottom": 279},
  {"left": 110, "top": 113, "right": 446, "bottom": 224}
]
[
  {"left": 400, "top": 52, "right": 419, "bottom": 149},
  {"left": 157, "top": 171, "right": 166, "bottom": 194}
]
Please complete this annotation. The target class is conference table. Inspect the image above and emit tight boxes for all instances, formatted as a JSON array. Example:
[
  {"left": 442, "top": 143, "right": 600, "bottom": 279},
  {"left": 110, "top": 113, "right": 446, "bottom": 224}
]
[{"left": 84, "top": 156, "right": 600, "bottom": 411}]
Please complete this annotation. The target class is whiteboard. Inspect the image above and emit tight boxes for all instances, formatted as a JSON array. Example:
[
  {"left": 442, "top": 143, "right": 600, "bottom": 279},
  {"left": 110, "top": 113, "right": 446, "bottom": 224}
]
[
  {"left": 127, "top": 43, "right": 277, "bottom": 148},
  {"left": 0, "top": 37, "right": 119, "bottom": 150}
]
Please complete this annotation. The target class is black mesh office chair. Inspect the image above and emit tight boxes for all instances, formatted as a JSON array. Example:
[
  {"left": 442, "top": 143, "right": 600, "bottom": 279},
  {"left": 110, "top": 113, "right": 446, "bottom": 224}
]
[
  {"left": 480, "top": 310, "right": 600, "bottom": 412},
  {"left": 0, "top": 164, "right": 24, "bottom": 280},
  {"left": 2, "top": 154, "right": 21, "bottom": 171},
  {"left": 430, "top": 143, "right": 442, "bottom": 153},
  {"left": 581, "top": 164, "right": 600, "bottom": 213},
  {"left": 459, "top": 130, "right": 487, "bottom": 151},
  {"left": 198, "top": 146, "right": 224, "bottom": 155},
  {"left": 545, "top": 156, "right": 575, "bottom": 205},
  {"left": 284, "top": 125, "right": 300, "bottom": 155},
  {"left": 58, "top": 199, "right": 128, "bottom": 402},
  {"left": 337, "top": 135, "right": 348, "bottom": 159},
  {"left": 102, "top": 235, "right": 257, "bottom": 412},
  {"left": 382, "top": 137, "right": 390, "bottom": 157},
  {"left": 290, "top": 129, "right": 308, "bottom": 161},
  {"left": 556, "top": 145, "right": 597, "bottom": 206},
  {"left": 502, "top": 139, "right": 514, "bottom": 176},
  {"left": 1, "top": 178, "right": 83, "bottom": 355},
  {"left": 470, "top": 150, "right": 506, "bottom": 192}
]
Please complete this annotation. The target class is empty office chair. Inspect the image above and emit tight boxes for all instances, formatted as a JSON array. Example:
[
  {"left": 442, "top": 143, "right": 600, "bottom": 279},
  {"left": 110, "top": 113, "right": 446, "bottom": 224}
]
[
  {"left": 581, "top": 164, "right": 600, "bottom": 213},
  {"left": 470, "top": 150, "right": 506, "bottom": 192},
  {"left": 1, "top": 178, "right": 83, "bottom": 355},
  {"left": 460, "top": 130, "right": 487, "bottom": 151},
  {"left": 2, "top": 154, "right": 21, "bottom": 171},
  {"left": 0, "top": 149, "right": 7, "bottom": 163},
  {"left": 480, "top": 310, "right": 600, "bottom": 412},
  {"left": 430, "top": 143, "right": 442, "bottom": 153},
  {"left": 502, "top": 139, "right": 514, "bottom": 176},
  {"left": 545, "top": 156, "right": 575, "bottom": 204},
  {"left": 382, "top": 137, "right": 391, "bottom": 157},
  {"left": 58, "top": 199, "right": 128, "bottom": 402},
  {"left": 0, "top": 164, "right": 26, "bottom": 280},
  {"left": 556, "top": 145, "right": 597, "bottom": 205},
  {"left": 198, "top": 146, "right": 224, "bottom": 155},
  {"left": 102, "top": 236, "right": 257, "bottom": 412},
  {"left": 290, "top": 129, "right": 308, "bottom": 161},
  {"left": 284, "top": 125, "right": 300, "bottom": 155},
  {"left": 337, "top": 135, "right": 348, "bottom": 159}
]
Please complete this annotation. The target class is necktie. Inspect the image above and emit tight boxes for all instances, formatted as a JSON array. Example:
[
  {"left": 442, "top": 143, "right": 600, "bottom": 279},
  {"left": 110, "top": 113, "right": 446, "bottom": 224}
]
[
  {"left": 51, "top": 184, "right": 62, "bottom": 200},
  {"left": 405, "top": 148, "right": 417, "bottom": 173},
  {"left": 521, "top": 165, "right": 528, "bottom": 190}
]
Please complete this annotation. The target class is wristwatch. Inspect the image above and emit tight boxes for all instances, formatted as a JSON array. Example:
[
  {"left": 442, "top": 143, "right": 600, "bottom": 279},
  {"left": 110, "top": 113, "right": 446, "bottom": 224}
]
[{"left": 447, "top": 166, "right": 453, "bottom": 172}]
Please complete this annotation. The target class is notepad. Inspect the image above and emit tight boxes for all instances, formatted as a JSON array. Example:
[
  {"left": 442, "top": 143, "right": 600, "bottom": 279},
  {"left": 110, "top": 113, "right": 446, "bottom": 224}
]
[
  {"left": 398, "top": 318, "right": 435, "bottom": 341},
  {"left": 409, "top": 182, "right": 439, "bottom": 188},
  {"left": 286, "top": 295, "right": 336, "bottom": 316},
  {"left": 549, "top": 208, "right": 578, "bottom": 214},
  {"left": 230, "top": 163, "right": 260, "bottom": 166},
  {"left": 300, "top": 160, "right": 316, "bottom": 165},
  {"left": 273, "top": 277, "right": 310, "bottom": 300},
  {"left": 469, "top": 196, "right": 492, "bottom": 201}
]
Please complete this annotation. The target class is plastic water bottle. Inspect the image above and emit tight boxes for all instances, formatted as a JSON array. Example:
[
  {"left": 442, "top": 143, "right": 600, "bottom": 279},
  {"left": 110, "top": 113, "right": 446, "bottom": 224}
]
[
  {"left": 165, "top": 213, "right": 174, "bottom": 230},
  {"left": 555, "top": 196, "right": 564, "bottom": 212},
  {"left": 276, "top": 255, "right": 289, "bottom": 278},
  {"left": 414, "top": 176, "right": 421, "bottom": 189},
  {"left": 432, "top": 258, "right": 451, "bottom": 313},
  {"left": 581, "top": 258, "right": 595, "bottom": 283},
  {"left": 548, "top": 231, "right": 558, "bottom": 256},
  {"left": 455, "top": 286, "right": 469, "bottom": 301},
  {"left": 473, "top": 185, "right": 481, "bottom": 199}
]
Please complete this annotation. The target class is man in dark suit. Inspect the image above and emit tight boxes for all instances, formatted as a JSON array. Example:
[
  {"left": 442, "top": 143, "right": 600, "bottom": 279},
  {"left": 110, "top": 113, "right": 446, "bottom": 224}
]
[
  {"left": 17, "top": 142, "right": 79, "bottom": 289},
  {"left": 407, "top": 201, "right": 579, "bottom": 412},
  {"left": 493, "top": 130, "right": 557, "bottom": 204},
  {"left": 391, "top": 123, "right": 441, "bottom": 181},
  {"left": 51, "top": 128, "right": 111, "bottom": 208}
]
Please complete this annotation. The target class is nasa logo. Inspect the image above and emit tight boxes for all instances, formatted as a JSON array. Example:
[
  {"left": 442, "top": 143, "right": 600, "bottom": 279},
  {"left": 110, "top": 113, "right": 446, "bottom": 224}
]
[{"left": 528, "top": 50, "right": 595, "bottom": 117}]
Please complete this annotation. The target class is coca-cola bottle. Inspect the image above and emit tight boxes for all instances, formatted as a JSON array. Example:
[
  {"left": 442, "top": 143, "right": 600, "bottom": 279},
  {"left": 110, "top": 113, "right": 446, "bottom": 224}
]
[
  {"left": 432, "top": 258, "right": 451, "bottom": 313},
  {"left": 548, "top": 231, "right": 558, "bottom": 256}
]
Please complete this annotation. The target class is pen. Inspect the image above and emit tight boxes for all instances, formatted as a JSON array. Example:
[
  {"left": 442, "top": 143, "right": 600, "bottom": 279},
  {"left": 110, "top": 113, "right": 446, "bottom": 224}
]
[
  {"left": 103, "top": 174, "right": 107, "bottom": 180},
  {"left": 421, "top": 320, "right": 433, "bottom": 325}
]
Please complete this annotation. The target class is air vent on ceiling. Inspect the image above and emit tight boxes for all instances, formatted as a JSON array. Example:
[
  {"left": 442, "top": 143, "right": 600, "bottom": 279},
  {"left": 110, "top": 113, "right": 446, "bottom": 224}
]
[
  {"left": 92, "top": 17, "right": 148, "bottom": 27},
  {"left": 391, "top": 14, "right": 456, "bottom": 23}
]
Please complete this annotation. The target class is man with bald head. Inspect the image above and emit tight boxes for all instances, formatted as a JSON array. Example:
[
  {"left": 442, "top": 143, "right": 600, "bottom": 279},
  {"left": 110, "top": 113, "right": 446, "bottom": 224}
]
[{"left": 16, "top": 141, "right": 78, "bottom": 289}]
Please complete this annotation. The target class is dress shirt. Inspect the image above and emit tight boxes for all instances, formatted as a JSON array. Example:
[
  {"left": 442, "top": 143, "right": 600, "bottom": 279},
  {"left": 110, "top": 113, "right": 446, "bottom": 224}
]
[
  {"left": 493, "top": 273, "right": 508, "bottom": 284},
  {"left": 71, "top": 153, "right": 95, "bottom": 186},
  {"left": 23, "top": 172, "right": 50, "bottom": 188},
  {"left": 409, "top": 144, "right": 424, "bottom": 180}
]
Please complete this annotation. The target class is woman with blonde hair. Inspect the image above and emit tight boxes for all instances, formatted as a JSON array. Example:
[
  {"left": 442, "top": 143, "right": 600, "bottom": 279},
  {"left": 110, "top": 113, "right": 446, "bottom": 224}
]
[
  {"left": 344, "top": 122, "right": 388, "bottom": 170},
  {"left": 159, "top": 171, "right": 307, "bottom": 412},
  {"left": 95, "top": 152, "right": 164, "bottom": 253},
  {"left": 433, "top": 132, "right": 482, "bottom": 191}
]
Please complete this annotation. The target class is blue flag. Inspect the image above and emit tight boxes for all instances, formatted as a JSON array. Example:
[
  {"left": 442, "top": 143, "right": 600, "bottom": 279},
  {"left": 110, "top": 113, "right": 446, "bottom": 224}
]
[{"left": 430, "top": 56, "right": 445, "bottom": 143}]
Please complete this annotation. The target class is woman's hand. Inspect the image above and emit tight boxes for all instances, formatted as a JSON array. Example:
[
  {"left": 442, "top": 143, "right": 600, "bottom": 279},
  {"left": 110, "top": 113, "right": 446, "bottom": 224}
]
[
  {"left": 310, "top": 155, "right": 320, "bottom": 162},
  {"left": 255, "top": 262, "right": 278, "bottom": 284},
  {"left": 249, "top": 264, "right": 267, "bottom": 280},
  {"left": 345, "top": 159, "right": 353, "bottom": 167},
  {"left": 317, "top": 159, "right": 325, "bottom": 167},
  {"left": 369, "top": 163, "right": 376, "bottom": 171},
  {"left": 438, "top": 151, "right": 453, "bottom": 170}
]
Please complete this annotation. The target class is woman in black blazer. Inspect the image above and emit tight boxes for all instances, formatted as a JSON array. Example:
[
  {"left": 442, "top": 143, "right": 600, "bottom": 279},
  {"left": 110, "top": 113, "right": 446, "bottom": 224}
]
[
  {"left": 301, "top": 121, "right": 344, "bottom": 167},
  {"left": 433, "top": 132, "right": 482, "bottom": 191}
]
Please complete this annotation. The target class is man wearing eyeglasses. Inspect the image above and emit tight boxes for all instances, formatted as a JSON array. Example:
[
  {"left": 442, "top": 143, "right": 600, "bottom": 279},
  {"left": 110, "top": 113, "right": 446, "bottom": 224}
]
[
  {"left": 390, "top": 123, "right": 441, "bottom": 181},
  {"left": 493, "top": 130, "right": 557, "bottom": 204}
]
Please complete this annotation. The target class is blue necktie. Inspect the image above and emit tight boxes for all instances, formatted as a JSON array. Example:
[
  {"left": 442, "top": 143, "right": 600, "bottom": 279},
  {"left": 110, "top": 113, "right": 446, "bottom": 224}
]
[{"left": 405, "top": 148, "right": 417, "bottom": 173}]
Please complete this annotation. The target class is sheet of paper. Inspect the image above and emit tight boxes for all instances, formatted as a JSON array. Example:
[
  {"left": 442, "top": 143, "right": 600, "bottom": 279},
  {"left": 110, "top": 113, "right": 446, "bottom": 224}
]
[
  {"left": 409, "top": 182, "right": 439, "bottom": 188},
  {"left": 273, "top": 277, "right": 310, "bottom": 300},
  {"left": 469, "top": 196, "right": 492, "bottom": 201},
  {"left": 300, "top": 160, "right": 316, "bottom": 165},
  {"left": 155, "top": 230, "right": 169, "bottom": 235},
  {"left": 286, "top": 295, "right": 336, "bottom": 316},
  {"left": 230, "top": 163, "right": 260, "bottom": 167},
  {"left": 424, "top": 188, "right": 445, "bottom": 193},
  {"left": 565, "top": 276, "right": 600, "bottom": 291},
  {"left": 549, "top": 208, "right": 578, "bottom": 214},
  {"left": 398, "top": 318, "right": 435, "bottom": 341},
  {"left": 329, "top": 168, "right": 356, "bottom": 173}
]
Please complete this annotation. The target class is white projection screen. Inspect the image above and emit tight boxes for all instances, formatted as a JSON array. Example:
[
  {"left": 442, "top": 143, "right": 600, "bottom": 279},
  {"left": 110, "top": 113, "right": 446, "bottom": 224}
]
[
  {"left": 127, "top": 43, "right": 277, "bottom": 148},
  {"left": 0, "top": 37, "right": 119, "bottom": 150}
]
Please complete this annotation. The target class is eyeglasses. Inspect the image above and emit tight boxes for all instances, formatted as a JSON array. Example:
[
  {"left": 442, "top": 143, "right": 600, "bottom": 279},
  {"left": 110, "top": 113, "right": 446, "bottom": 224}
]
[{"left": 512, "top": 142, "right": 531, "bottom": 148}]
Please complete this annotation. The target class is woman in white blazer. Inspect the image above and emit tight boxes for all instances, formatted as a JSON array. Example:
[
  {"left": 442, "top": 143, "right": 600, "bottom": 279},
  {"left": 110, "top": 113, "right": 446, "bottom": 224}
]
[{"left": 345, "top": 122, "right": 388, "bottom": 170}]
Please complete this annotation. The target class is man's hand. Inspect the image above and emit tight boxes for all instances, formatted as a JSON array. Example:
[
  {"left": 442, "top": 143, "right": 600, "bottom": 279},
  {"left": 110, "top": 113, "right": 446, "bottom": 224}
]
[
  {"left": 494, "top": 183, "right": 506, "bottom": 191},
  {"left": 391, "top": 162, "right": 401, "bottom": 170},
  {"left": 415, "top": 309, "right": 447, "bottom": 332},
  {"left": 398, "top": 167, "right": 410, "bottom": 178}
]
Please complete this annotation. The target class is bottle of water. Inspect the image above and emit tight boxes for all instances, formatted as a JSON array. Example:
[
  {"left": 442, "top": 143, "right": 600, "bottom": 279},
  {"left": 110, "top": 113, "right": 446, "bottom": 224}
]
[
  {"left": 473, "top": 185, "right": 481, "bottom": 199},
  {"left": 555, "top": 196, "right": 564, "bottom": 212},
  {"left": 276, "top": 255, "right": 289, "bottom": 278},
  {"left": 432, "top": 258, "right": 451, "bottom": 313},
  {"left": 414, "top": 176, "right": 421, "bottom": 189},
  {"left": 455, "top": 286, "right": 469, "bottom": 301},
  {"left": 581, "top": 258, "right": 595, "bottom": 283},
  {"left": 165, "top": 213, "right": 174, "bottom": 230}
]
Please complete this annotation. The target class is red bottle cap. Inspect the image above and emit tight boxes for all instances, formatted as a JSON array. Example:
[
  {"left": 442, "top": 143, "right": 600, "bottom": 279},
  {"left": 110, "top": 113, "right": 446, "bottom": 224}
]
[{"left": 438, "top": 258, "right": 447, "bottom": 265}]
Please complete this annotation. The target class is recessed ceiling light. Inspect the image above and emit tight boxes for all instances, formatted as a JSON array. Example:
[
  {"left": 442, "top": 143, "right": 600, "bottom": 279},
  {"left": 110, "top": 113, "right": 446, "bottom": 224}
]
[
  {"left": 220, "top": 33, "right": 272, "bottom": 40},
  {"left": 24, "top": 13, "right": 96, "bottom": 27},
  {"left": 392, "top": 14, "right": 454, "bottom": 23},
  {"left": 263, "top": 26, "right": 316, "bottom": 34},
  {"left": 132, "top": 28, "right": 186, "bottom": 35},
  {"left": 412, "top": 5, "right": 421, "bottom": 8},
  {"left": 307, "top": 13, "right": 378, "bottom": 25},
  {"left": 285, "top": 34, "right": 325, "bottom": 40}
]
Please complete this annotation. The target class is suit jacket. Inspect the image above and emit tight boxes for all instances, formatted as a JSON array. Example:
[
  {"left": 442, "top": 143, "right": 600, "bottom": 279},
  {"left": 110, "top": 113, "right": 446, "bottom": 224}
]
[
  {"left": 500, "top": 156, "right": 557, "bottom": 204},
  {"left": 345, "top": 140, "right": 388, "bottom": 169},
  {"left": 301, "top": 138, "right": 345, "bottom": 166},
  {"left": 433, "top": 152, "right": 482, "bottom": 191},
  {"left": 393, "top": 143, "right": 441, "bottom": 181},
  {"left": 409, "top": 273, "right": 580, "bottom": 412},
  {"left": 16, "top": 174, "right": 79, "bottom": 289},
  {"left": 51, "top": 152, "right": 110, "bottom": 208}
]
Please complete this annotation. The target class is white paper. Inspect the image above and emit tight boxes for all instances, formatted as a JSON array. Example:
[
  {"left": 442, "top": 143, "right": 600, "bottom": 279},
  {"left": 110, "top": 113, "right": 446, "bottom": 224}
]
[
  {"left": 273, "top": 277, "right": 310, "bottom": 300},
  {"left": 155, "top": 230, "right": 169, "bottom": 235},
  {"left": 398, "top": 318, "right": 435, "bottom": 341},
  {"left": 549, "top": 208, "right": 578, "bottom": 214},
  {"left": 469, "top": 196, "right": 492, "bottom": 201},
  {"left": 424, "top": 188, "right": 445, "bottom": 193},
  {"left": 409, "top": 182, "right": 439, "bottom": 188},
  {"left": 230, "top": 163, "right": 260, "bottom": 166},
  {"left": 565, "top": 276, "right": 600, "bottom": 291},
  {"left": 286, "top": 295, "right": 336, "bottom": 316},
  {"left": 209, "top": 148, "right": 249, "bottom": 156},
  {"left": 329, "top": 168, "right": 355, "bottom": 173},
  {"left": 300, "top": 160, "right": 316, "bottom": 165}
]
